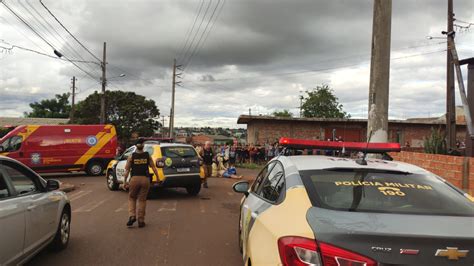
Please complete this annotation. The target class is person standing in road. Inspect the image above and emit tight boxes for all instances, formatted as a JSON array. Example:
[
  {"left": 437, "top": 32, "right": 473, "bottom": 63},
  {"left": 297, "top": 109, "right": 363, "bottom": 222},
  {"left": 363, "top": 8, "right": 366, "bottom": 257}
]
[
  {"left": 123, "top": 138, "right": 159, "bottom": 228},
  {"left": 200, "top": 141, "right": 214, "bottom": 188}
]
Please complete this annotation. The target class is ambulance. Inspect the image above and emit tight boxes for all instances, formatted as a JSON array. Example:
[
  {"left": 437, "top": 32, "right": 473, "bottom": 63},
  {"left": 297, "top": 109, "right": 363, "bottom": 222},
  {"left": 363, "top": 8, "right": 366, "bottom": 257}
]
[{"left": 0, "top": 124, "right": 117, "bottom": 176}]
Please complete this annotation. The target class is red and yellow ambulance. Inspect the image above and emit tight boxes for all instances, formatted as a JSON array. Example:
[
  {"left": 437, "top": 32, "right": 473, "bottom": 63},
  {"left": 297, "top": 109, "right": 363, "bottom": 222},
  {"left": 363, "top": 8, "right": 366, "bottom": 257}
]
[{"left": 0, "top": 124, "right": 117, "bottom": 175}]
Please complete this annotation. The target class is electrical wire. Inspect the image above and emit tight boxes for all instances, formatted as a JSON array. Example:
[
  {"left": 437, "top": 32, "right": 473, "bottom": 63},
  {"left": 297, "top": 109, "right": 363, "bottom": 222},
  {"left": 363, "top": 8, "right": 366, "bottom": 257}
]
[
  {"left": 2, "top": 0, "right": 56, "bottom": 50},
  {"left": 179, "top": 0, "right": 213, "bottom": 67},
  {"left": 17, "top": 0, "right": 101, "bottom": 76},
  {"left": 183, "top": 0, "right": 225, "bottom": 71},
  {"left": 0, "top": 15, "right": 49, "bottom": 54},
  {"left": 182, "top": 0, "right": 221, "bottom": 70},
  {"left": 39, "top": 0, "right": 101, "bottom": 63},
  {"left": 176, "top": 0, "right": 205, "bottom": 63}
]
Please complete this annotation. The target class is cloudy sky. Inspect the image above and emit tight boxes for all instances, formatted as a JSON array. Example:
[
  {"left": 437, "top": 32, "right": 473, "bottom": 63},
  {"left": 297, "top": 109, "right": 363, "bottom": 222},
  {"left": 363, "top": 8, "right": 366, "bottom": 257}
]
[{"left": 0, "top": 0, "right": 473, "bottom": 128}]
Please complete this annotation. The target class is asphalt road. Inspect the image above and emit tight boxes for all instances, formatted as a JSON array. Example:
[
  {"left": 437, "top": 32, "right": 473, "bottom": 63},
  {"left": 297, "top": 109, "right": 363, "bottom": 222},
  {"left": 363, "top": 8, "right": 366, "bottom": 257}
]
[{"left": 28, "top": 169, "right": 259, "bottom": 266}]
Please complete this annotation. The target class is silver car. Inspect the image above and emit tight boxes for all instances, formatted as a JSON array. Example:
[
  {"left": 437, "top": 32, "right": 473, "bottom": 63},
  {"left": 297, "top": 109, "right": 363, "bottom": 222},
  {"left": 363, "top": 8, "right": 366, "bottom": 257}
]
[{"left": 0, "top": 156, "right": 71, "bottom": 265}]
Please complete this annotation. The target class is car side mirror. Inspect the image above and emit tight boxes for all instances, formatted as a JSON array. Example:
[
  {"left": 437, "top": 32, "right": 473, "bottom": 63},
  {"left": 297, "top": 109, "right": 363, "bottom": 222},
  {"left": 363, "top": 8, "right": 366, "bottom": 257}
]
[
  {"left": 46, "top": 179, "right": 60, "bottom": 191},
  {"left": 233, "top": 181, "right": 249, "bottom": 197}
]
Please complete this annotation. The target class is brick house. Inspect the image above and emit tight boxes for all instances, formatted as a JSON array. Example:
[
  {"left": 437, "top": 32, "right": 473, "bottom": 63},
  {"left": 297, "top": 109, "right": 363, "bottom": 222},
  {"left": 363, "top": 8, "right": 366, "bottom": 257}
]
[{"left": 237, "top": 115, "right": 467, "bottom": 148}]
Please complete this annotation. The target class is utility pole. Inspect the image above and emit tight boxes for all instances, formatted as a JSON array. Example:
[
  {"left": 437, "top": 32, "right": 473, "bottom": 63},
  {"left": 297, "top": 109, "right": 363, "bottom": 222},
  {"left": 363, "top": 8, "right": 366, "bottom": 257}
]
[
  {"left": 169, "top": 59, "right": 182, "bottom": 139},
  {"left": 100, "top": 42, "right": 107, "bottom": 124},
  {"left": 446, "top": 0, "right": 456, "bottom": 150},
  {"left": 70, "top": 76, "right": 76, "bottom": 122},
  {"left": 367, "top": 0, "right": 392, "bottom": 143}
]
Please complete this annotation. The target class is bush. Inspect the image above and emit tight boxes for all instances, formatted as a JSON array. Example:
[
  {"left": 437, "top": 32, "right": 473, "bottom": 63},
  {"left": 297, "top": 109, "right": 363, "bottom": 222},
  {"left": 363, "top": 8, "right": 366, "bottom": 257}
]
[{"left": 424, "top": 128, "right": 447, "bottom": 154}]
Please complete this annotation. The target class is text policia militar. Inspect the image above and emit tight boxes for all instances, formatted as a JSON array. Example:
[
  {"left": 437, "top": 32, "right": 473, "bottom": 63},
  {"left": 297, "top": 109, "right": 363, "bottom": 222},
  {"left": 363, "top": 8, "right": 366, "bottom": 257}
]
[{"left": 334, "top": 181, "right": 433, "bottom": 190}]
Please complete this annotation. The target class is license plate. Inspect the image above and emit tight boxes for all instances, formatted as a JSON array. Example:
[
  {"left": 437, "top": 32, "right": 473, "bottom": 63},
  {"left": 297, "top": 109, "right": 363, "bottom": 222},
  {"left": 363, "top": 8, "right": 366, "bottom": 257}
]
[{"left": 177, "top": 168, "right": 190, "bottom": 173}]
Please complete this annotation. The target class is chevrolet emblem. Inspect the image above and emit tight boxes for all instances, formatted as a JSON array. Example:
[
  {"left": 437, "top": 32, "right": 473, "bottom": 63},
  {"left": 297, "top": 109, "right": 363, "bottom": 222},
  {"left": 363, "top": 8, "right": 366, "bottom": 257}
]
[{"left": 435, "top": 247, "right": 469, "bottom": 260}]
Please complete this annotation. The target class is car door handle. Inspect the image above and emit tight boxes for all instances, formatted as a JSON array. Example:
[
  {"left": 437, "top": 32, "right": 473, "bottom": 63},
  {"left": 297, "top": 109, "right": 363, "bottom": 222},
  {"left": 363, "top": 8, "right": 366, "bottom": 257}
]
[{"left": 27, "top": 205, "right": 37, "bottom": 211}]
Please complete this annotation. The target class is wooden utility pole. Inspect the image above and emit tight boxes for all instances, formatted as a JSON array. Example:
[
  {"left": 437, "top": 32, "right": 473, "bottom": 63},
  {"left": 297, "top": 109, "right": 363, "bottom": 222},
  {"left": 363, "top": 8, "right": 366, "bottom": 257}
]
[
  {"left": 100, "top": 42, "right": 107, "bottom": 124},
  {"left": 70, "top": 76, "right": 76, "bottom": 122},
  {"left": 446, "top": 0, "right": 456, "bottom": 150},
  {"left": 367, "top": 0, "right": 392, "bottom": 143},
  {"left": 169, "top": 59, "right": 177, "bottom": 138}
]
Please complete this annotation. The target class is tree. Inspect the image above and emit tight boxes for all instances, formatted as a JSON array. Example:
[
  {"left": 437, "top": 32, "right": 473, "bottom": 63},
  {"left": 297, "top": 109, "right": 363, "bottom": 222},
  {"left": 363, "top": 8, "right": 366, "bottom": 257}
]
[
  {"left": 25, "top": 93, "right": 71, "bottom": 118},
  {"left": 74, "top": 91, "right": 160, "bottom": 142},
  {"left": 272, "top": 109, "right": 293, "bottom": 118},
  {"left": 301, "top": 85, "right": 350, "bottom": 119}
]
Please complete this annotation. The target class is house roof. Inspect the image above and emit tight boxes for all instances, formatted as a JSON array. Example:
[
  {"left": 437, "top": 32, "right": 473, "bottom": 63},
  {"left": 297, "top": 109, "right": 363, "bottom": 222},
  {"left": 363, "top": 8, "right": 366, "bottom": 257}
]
[
  {"left": 0, "top": 117, "right": 69, "bottom": 127},
  {"left": 237, "top": 115, "right": 467, "bottom": 126}
]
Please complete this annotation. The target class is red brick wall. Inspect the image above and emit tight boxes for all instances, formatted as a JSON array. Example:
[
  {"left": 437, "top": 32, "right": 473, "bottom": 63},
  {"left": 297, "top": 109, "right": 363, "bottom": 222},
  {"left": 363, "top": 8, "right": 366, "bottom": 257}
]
[{"left": 390, "top": 152, "right": 472, "bottom": 194}]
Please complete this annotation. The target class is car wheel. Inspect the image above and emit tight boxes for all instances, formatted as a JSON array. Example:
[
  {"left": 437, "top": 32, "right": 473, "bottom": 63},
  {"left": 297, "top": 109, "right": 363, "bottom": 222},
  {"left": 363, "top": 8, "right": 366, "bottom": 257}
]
[
  {"left": 86, "top": 161, "right": 103, "bottom": 176},
  {"left": 107, "top": 171, "right": 119, "bottom": 191},
  {"left": 50, "top": 208, "right": 71, "bottom": 251},
  {"left": 186, "top": 184, "right": 201, "bottom": 196}
]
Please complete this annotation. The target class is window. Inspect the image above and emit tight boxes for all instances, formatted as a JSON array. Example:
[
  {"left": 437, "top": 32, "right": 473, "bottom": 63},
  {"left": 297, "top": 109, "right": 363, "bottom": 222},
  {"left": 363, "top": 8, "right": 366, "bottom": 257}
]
[
  {"left": 0, "top": 136, "right": 23, "bottom": 152},
  {"left": 122, "top": 147, "right": 136, "bottom": 160},
  {"left": 161, "top": 146, "right": 197, "bottom": 158},
  {"left": 0, "top": 173, "right": 11, "bottom": 199},
  {"left": 258, "top": 163, "right": 285, "bottom": 202},
  {"left": 300, "top": 169, "right": 474, "bottom": 217},
  {"left": 1, "top": 163, "right": 39, "bottom": 196},
  {"left": 251, "top": 162, "right": 274, "bottom": 193}
]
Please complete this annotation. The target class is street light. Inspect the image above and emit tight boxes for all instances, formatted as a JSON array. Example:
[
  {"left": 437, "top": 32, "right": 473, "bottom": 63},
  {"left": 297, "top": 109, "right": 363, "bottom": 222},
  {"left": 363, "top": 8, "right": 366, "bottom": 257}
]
[{"left": 426, "top": 35, "right": 447, "bottom": 40}]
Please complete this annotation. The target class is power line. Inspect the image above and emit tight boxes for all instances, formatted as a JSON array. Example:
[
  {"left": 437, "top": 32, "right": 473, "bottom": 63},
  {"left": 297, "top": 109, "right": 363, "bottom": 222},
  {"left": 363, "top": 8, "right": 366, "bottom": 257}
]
[
  {"left": 0, "top": 15, "right": 49, "bottom": 54},
  {"left": 2, "top": 0, "right": 56, "bottom": 50},
  {"left": 17, "top": 0, "right": 101, "bottom": 76},
  {"left": 39, "top": 0, "right": 101, "bottom": 63},
  {"left": 184, "top": 0, "right": 226, "bottom": 71},
  {"left": 176, "top": 0, "right": 205, "bottom": 62},
  {"left": 179, "top": 0, "right": 213, "bottom": 67}
]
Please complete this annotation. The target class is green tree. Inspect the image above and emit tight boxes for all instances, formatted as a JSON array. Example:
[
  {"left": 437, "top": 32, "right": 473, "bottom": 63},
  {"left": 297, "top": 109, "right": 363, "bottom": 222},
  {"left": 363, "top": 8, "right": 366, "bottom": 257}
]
[
  {"left": 301, "top": 85, "right": 350, "bottom": 119},
  {"left": 74, "top": 91, "right": 160, "bottom": 142},
  {"left": 272, "top": 109, "right": 293, "bottom": 118},
  {"left": 25, "top": 93, "right": 71, "bottom": 118}
]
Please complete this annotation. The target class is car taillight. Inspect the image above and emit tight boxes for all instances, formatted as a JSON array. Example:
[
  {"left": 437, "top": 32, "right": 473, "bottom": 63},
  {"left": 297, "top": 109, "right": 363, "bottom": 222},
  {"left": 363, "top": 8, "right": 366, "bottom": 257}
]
[
  {"left": 278, "top": 236, "right": 376, "bottom": 266},
  {"left": 156, "top": 159, "right": 165, "bottom": 168}
]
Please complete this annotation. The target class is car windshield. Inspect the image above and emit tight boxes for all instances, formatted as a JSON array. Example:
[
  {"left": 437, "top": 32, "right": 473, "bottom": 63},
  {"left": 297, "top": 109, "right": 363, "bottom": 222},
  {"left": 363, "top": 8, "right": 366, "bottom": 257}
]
[
  {"left": 0, "top": 136, "right": 22, "bottom": 152},
  {"left": 300, "top": 168, "right": 474, "bottom": 217},
  {"left": 161, "top": 146, "right": 197, "bottom": 158}
]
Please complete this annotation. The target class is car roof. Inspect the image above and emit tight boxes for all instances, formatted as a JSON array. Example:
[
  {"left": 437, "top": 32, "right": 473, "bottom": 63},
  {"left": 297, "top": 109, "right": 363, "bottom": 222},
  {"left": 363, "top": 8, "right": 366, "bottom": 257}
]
[
  {"left": 278, "top": 155, "right": 428, "bottom": 175},
  {"left": 144, "top": 143, "right": 194, "bottom": 148}
]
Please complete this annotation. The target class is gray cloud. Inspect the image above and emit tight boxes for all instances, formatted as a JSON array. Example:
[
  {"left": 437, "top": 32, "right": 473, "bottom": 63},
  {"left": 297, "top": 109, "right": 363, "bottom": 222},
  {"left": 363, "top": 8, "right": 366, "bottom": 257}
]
[{"left": 0, "top": 0, "right": 473, "bottom": 128}]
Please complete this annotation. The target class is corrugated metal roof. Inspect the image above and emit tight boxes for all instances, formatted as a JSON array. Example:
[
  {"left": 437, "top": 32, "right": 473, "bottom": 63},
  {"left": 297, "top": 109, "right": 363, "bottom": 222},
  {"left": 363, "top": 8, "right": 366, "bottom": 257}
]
[{"left": 0, "top": 117, "right": 69, "bottom": 127}]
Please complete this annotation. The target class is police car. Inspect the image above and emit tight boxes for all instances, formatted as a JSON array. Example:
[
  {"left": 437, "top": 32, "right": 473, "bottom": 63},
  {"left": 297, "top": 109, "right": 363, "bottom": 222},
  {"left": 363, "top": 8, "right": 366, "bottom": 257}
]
[
  {"left": 106, "top": 142, "right": 204, "bottom": 195},
  {"left": 233, "top": 138, "right": 474, "bottom": 266}
]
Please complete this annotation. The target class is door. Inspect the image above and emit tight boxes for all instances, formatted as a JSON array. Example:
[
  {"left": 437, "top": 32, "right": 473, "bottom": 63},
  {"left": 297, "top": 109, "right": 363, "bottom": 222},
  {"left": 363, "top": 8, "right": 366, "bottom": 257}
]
[
  {"left": 0, "top": 164, "right": 26, "bottom": 265},
  {"left": 115, "top": 146, "right": 135, "bottom": 183},
  {"left": 240, "top": 162, "right": 276, "bottom": 261},
  {"left": 3, "top": 161, "right": 57, "bottom": 254}
]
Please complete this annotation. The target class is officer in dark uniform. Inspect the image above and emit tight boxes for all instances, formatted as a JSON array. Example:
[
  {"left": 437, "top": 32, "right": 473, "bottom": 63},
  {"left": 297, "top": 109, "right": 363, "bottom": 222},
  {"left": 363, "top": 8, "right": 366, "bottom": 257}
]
[{"left": 123, "top": 138, "right": 159, "bottom": 228}]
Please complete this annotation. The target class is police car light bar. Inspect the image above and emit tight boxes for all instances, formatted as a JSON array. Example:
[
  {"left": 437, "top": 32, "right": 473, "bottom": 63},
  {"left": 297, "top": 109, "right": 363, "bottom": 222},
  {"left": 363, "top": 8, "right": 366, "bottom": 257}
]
[{"left": 279, "top": 137, "right": 401, "bottom": 153}]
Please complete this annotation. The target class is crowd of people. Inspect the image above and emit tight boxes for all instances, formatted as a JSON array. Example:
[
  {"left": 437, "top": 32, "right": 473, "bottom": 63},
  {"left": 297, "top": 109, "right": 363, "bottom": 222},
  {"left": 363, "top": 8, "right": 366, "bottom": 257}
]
[{"left": 194, "top": 142, "right": 284, "bottom": 167}]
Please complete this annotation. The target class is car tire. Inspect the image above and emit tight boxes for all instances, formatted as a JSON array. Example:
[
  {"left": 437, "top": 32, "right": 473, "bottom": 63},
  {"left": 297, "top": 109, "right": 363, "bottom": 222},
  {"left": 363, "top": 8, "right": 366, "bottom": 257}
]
[
  {"left": 50, "top": 207, "right": 71, "bottom": 251},
  {"left": 186, "top": 184, "right": 201, "bottom": 196},
  {"left": 107, "top": 171, "right": 119, "bottom": 191},
  {"left": 86, "top": 160, "right": 104, "bottom": 176}
]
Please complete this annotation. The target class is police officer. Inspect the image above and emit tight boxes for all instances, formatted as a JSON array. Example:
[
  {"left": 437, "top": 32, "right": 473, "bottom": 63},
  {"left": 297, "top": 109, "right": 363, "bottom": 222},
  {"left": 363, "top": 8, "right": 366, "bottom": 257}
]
[
  {"left": 123, "top": 138, "right": 159, "bottom": 228},
  {"left": 200, "top": 141, "right": 214, "bottom": 188}
]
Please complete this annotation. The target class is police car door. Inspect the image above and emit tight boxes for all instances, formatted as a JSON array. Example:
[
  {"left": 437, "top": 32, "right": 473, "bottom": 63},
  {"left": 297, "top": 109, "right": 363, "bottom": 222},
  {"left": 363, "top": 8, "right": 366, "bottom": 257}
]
[
  {"left": 115, "top": 146, "right": 135, "bottom": 183},
  {"left": 240, "top": 161, "right": 276, "bottom": 261}
]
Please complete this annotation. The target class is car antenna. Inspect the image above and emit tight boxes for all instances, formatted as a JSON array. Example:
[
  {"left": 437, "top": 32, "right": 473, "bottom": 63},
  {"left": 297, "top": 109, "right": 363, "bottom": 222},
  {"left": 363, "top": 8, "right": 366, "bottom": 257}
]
[{"left": 356, "top": 130, "right": 372, "bottom": 166}]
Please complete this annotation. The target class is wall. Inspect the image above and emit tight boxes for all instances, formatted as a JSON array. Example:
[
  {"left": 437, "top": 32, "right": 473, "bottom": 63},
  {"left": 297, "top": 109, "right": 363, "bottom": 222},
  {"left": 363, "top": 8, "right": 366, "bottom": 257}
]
[
  {"left": 390, "top": 151, "right": 473, "bottom": 194},
  {"left": 246, "top": 119, "right": 467, "bottom": 149}
]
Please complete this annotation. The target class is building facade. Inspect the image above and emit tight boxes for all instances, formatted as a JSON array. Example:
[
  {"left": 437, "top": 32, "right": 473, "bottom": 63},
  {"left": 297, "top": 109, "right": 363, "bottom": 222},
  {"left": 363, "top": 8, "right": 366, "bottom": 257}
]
[{"left": 237, "top": 115, "right": 467, "bottom": 149}]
